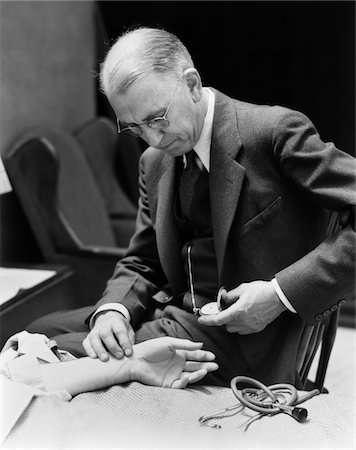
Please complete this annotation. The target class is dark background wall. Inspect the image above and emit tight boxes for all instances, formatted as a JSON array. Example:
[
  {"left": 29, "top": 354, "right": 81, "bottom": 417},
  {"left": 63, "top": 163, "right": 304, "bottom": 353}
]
[
  {"left": 0, "top": 1, "right": 96, "bottom": 263},
  {"left": 0, "top": 1, "right": 96, "bottom": 153},
  {"left": 98, "top": 1, "right": 355, "bottom": 156}
]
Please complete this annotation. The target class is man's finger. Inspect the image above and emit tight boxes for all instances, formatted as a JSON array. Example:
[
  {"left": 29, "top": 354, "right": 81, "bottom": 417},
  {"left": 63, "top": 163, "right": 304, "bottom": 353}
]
[
  {"left": 128, "top": 328, "right": 135, "bottom": 346},
  {"left": 198, "top": 305, "right": 239, "bottom": 326},
  {"left": 113, "top": 328, "right": 133, "bottom": 357},
  {"left": 82, "top": 337, "right": 97, "bottom": 359},
  {"left": 230, "top": 283, "right": 246, "bottom": 297},
  {"left": 219, "top": 288, "right": 234, "bottom": 310},
  {"left": 219, "top": 284, "right": 245, "bottom": 309},
  {"left": 102, "top": 334, "right": 124, "bottom": 359},
  {"left": 89, "top": 333, "right": 109, "bottom": 361}
]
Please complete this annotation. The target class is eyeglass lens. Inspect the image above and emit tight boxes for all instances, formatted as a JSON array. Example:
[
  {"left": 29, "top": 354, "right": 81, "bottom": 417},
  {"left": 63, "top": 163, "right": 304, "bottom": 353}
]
[{"left": 120, "top": 117, "right": 170, "bottom": 138}]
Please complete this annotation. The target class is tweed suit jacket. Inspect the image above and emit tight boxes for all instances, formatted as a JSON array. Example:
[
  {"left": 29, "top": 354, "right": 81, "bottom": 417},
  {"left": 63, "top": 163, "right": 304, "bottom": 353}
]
[{"left": 93, "top": 89, "right": 355, "bottom": 385}]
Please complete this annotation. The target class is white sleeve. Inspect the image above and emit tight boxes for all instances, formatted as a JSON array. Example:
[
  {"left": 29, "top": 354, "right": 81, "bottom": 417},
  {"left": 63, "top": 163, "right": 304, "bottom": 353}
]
[
  {"left": 89, "top": 303, "right": 131, "bottom": 329},
  {"left": 271, "top": 278, "right": 297, "bottom": 313}
]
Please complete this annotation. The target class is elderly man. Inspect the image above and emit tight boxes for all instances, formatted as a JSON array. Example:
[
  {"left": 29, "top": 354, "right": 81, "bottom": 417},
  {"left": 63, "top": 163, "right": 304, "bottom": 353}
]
[{"left": 29, "top": 27, "right": 355, "bottom": 387}]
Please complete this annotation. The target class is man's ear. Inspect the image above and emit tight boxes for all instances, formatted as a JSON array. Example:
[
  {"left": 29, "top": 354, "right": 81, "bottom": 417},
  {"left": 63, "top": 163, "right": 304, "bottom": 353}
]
[{"left": 184, "top": 68, "right": 203, "bottom": 102}]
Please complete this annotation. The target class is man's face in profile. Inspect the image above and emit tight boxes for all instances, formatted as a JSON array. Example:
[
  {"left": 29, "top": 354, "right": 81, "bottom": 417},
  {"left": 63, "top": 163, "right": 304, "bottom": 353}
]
[{"left": 109, "top": 71, "right": 203, "bottom": 156}]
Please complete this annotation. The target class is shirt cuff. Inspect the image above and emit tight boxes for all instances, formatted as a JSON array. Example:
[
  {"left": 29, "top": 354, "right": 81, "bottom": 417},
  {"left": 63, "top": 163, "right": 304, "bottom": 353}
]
[
  {"left": 90, "top": 303, "right": 131, "bottom": 329},
  {"left": 271, "top": 278, "right": 297, "bottom": 313}
]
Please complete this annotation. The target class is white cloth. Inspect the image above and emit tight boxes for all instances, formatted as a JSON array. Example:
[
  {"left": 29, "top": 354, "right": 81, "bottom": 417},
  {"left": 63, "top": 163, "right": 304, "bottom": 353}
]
[
  {"left": 3, "top": 381, "right": 354, "bottom": 448},
  {"left": 0, "top": 331, "right": 74, "bottom": 443}
]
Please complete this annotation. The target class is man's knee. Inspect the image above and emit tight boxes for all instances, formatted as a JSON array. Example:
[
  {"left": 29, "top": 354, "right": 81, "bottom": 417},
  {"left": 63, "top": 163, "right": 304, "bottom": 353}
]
[
  {"left": 26, "top": 307, "right": 91, "bottom": 338},
  {"left": 135, "top": 310, "right": 193, "bottom": 343},
  {"left": 53, "top": 332, "right": 88, "bottom": 358},
  {"left": 26, "top": 311, "right": 65, "bottom": 337}
]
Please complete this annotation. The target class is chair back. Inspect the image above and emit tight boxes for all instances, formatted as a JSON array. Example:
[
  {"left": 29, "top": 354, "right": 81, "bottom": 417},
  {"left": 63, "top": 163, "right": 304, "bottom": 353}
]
[
  {"left": 297, "top": 211, "right": 341, "bottom": 391},
  {"left": 74, "top": 117, "right": 137, "bottom": 218},
  {"left": 3, "top": 128, "right": 116, "bottom": 259},
  {"left": 3, "top": 137, "right": 58, "bottom": 257}
]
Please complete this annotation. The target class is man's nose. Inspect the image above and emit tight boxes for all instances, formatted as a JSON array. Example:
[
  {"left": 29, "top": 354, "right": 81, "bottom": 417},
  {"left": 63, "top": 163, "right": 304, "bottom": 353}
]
[{"left": 142, "top": 126, "right": 164, "bottom": 147}]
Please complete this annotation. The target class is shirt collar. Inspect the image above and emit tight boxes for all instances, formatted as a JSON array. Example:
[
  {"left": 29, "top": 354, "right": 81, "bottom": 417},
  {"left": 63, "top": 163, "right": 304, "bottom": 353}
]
[{"left": 183, "top": 87, "right": 215, "bottom": 172}]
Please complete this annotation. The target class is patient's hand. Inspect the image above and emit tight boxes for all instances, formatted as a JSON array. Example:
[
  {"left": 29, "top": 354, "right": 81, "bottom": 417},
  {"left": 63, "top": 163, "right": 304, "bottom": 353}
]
[
  {"left": 27, "top": 336, "right": 218, "bottom": 396},
  {"left": 129, "top": 337, "right": 218, "bottom": 388}
]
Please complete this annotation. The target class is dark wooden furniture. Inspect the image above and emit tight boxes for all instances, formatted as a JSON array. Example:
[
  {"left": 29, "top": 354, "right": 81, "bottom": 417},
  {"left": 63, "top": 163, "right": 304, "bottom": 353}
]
[{"left": 0, "top": 264, "right": 75, "bottom": 347}]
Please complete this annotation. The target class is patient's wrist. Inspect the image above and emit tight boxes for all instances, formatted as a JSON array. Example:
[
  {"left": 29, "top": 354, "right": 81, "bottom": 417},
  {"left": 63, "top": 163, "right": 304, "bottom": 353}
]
[
  {"left": 105, "top": 354, "right": 133, "bottom": 385},
  {"left": 124, "top": 344, "right": 142, "bottom": 383}
]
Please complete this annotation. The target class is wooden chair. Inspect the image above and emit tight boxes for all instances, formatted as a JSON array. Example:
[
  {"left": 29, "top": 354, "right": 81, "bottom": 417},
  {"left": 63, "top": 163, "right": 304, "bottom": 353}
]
[{"left": 298, "top": 211, "right": 342, "bottom": 391}]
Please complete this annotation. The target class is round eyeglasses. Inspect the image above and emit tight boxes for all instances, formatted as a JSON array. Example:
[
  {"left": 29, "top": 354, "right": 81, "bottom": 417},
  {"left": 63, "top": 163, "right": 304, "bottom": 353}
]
[{"left": 117, "top": 75, "right": 183, "bottom": 138}]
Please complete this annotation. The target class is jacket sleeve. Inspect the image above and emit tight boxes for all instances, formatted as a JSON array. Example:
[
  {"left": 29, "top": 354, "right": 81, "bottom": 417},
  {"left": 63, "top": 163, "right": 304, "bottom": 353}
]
[
  {"left": 92, "top": 154, "right": 167, "bottom": 328},
  {"left": 272, "top": 109, "right": 355, "bottom": 324}
]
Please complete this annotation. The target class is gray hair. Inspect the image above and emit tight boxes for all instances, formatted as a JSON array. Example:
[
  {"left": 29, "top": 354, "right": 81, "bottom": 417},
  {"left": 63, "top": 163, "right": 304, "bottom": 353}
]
[{"left": 100, "top": 27, "right": 194, "bottom": 97}]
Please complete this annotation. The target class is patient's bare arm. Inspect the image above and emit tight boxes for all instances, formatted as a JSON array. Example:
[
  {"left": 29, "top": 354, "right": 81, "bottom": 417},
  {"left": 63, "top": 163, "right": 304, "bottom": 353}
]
[{"left": 41, "top": 337, "right": 218, "bottom": 396}]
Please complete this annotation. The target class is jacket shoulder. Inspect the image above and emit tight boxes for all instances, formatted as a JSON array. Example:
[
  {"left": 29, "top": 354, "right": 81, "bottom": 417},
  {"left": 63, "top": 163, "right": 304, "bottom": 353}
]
[
  {"left": 233, "top": 99, "right": 304, "bottom": 123},
  {"left": 232, "top": 99, "right": 315, "bottom": 147}
]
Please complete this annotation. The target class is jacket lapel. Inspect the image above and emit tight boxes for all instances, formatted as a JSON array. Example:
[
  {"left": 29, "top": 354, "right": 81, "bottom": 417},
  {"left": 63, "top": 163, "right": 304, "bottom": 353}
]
[
  {"left": 154, "top": 90, "right": 245, "bottom": 291},
  {"left": 210, "top": 90, "right": 245, "bottom": 279},
  {"left": 155, "top": 155, "right": 186, "bottom": 294}
]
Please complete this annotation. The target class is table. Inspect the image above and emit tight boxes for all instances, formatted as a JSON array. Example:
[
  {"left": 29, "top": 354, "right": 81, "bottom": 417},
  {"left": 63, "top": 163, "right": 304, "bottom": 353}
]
[
  {"left": 2, "top": 381, "right": 354, "bottom": 448},
  {"left": 0, "top": 265, "right": 75, "bottom": 346}
]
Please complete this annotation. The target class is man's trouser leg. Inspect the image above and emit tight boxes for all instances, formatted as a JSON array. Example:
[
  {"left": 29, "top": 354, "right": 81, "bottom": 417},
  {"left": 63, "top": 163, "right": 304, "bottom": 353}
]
[{"left": 26, "top": 306, "right": 92, "bottom": 357}]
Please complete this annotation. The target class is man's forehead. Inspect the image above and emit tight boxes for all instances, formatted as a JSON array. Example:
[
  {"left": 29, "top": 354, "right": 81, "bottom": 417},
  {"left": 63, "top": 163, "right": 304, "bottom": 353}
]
[
  {"left": 112, "top": 73, "right": 177, "bottom": 122},
  {"left": 127, "top": 72, "right": 175, "bottom": 97}
]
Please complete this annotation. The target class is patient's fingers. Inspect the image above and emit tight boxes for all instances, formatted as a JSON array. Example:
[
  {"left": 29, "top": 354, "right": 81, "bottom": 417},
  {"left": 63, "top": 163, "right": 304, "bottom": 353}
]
[
  {"left": 184, "top": 361, "right": 218, "bottom": 373},
  {"left": 171, "top": 373, "right": 190, "bottom": 389},
  {"left": 166, "top": 338, "right": 204, "bottom": 351},
  {"left": 171, "top": 368, "right": 210, "bottom": 388},
  {"left": 178, "top": 348, "right": 216, "bottom": 361},
  {"left": 187, "top": 368, "right": 209, "bottom": 384}
]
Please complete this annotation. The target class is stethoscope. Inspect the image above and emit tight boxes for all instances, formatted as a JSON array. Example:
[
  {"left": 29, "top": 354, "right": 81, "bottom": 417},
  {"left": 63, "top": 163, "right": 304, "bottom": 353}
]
[{"left": 199, "top": 376, "right": 320, "bottom": 431}]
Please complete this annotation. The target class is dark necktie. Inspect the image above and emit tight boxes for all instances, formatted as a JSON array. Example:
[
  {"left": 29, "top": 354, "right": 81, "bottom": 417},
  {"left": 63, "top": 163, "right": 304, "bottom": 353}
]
[{"left": 179, "top": 151, "right": 201, "bottom": 219}]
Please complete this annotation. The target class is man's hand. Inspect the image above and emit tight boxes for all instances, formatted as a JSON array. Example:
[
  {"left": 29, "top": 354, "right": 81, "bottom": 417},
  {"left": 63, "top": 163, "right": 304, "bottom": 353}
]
[
  {"left": 198, "top": 280, "right": 287, "bottom": 334},
  {"left": 83, "top": 311, "right": 135, "bottom": 361},
  {"left": 129, "top": 337, "right": 218, "bottom": 388}
]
